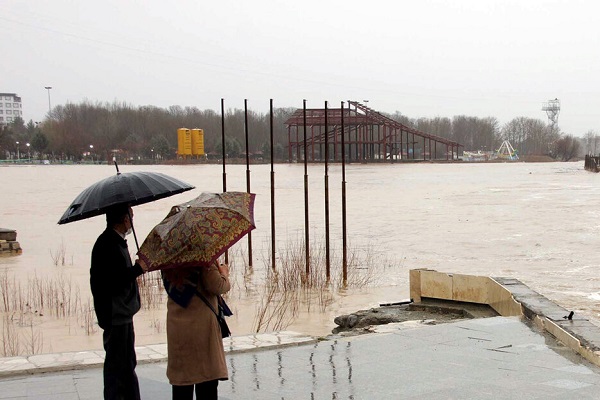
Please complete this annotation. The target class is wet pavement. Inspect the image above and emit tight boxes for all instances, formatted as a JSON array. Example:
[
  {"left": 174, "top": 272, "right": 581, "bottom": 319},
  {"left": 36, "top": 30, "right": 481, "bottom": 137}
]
[
  {"left": 1, "top": 316, "right": 600, "bottom": 399},
  {"left": 0, "top": 332, "right": 316, "bottom": 377}
]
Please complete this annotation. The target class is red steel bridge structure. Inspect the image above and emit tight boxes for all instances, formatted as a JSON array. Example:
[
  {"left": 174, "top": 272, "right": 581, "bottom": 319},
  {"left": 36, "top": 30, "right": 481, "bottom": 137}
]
[{"left": 285, "top": 101, "right": 462, "bottom": 162}]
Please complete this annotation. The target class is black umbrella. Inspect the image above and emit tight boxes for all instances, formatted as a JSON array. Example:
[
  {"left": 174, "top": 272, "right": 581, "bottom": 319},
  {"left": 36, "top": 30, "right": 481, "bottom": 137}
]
[{"left": 58, "top": 166, "right": 195, "bottom": 250}]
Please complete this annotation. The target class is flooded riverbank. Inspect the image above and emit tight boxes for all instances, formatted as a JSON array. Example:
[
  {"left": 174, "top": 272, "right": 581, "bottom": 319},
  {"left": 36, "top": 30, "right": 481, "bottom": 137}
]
[{"left": 1, "top": 161, "right": 599, "bottom": 355}]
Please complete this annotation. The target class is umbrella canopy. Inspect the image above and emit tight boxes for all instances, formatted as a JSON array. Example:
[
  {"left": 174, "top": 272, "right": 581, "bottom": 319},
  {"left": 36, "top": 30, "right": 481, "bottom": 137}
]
[
  {"left": 138, "top": 192, "right": 256, "bottom": 272},
  {"left": 58, "top": 171, "right": 195, "bottom": 225}
]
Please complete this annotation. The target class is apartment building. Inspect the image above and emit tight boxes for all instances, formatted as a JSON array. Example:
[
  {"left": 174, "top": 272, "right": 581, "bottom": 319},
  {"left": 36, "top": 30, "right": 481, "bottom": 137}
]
[{"left": 0, "top": 93, "right": 23, "bottom": 125}]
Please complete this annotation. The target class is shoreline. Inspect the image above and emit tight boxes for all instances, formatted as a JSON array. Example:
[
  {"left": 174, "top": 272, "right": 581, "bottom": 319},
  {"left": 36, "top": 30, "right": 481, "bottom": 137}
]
[
  {"left": 3, "top": 270, "right": 600, "bottom": 377},
  {"left": 0, "top": 154, "right": 575, "bottom": 166},
  {"left": 2, "top": 162, "right": 599, "bottom": 361}
]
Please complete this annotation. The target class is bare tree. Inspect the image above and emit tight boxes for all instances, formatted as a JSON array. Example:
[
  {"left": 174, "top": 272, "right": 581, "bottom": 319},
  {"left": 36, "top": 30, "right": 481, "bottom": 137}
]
[
  {"left": 583, "top": 130, "right": 600, "bottom": 155},
  {"left": 37, "top": 100, "right": 591, "bottom": 164},
  {"left": 552, "top": 135, "right": 581, "bottom": 161},
  {"left": 501, "top": 117, "right": 557, "bottom": 156}
]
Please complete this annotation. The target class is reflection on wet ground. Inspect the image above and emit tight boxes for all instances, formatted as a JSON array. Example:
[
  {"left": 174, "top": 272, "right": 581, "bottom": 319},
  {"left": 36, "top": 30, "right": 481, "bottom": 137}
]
[
  {"left": 2, "top": 316, "right": 600, "bottom": 399},
  {"left": 218, "top": 317, "right": 600, "bottom": 399},
  {"left": 228, "top": 340, "right": 357, "bottom": 398}
]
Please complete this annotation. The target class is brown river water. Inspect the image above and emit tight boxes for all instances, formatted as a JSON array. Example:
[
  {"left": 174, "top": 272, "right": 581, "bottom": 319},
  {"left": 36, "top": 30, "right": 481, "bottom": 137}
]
[{"left": 1, "top": 161, "right": 599, "bottom": 355}]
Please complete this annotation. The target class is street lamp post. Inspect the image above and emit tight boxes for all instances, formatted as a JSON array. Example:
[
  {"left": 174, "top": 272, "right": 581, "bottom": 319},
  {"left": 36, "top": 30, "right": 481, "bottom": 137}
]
[
  {"left": 15, "top": 141, "right": 19, "bottom": 161},
  {"left": 90, "top": 145, "right": 94, "bottom": 164},
  {"left": 44, "top": 86, "right": 52, "bottom": 114},
  {"left": 26, "top": 143, "right": 30, "bottom": 162}
]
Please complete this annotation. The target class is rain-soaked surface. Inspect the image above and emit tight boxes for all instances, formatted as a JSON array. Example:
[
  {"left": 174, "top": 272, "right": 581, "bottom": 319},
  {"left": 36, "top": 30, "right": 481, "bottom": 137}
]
[
  {"left": 3, "top": 317, "right": 600, "bottom": 399},
  {"left": 218, "top": 317, "right": 600, "bottom": 399},
  {"left": 1, "top": 161, "right": 600, "bottom": 354}
]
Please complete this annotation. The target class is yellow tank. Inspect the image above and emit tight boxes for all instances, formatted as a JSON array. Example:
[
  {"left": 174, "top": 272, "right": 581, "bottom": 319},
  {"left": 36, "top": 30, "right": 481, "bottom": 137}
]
[
  {"left": 191, "top": 128, "right": 205, "bottom": 156},
  {"left": 177, "top": 128, "right": 192, "bottom": 158}
]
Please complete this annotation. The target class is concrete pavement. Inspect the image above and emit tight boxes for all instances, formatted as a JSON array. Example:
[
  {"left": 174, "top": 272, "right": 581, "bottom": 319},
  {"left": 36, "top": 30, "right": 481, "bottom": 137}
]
[{"left": 2, "top": 316, "right": 600, "bottom": 399}]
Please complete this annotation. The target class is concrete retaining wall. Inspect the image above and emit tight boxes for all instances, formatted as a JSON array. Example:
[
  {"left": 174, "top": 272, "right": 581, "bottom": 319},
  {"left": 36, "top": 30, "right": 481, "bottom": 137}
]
[{"left": 409, "top": 268, "right": 600, "bottom": 367}]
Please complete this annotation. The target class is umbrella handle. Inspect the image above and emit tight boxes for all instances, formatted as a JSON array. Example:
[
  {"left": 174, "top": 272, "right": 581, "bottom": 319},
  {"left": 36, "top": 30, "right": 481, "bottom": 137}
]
[
  {"left": 131, "top": 224, "right": 140, "bottom": 252},
  {"left": 126, "top": 209, "right": 140, "bottom": 251}
]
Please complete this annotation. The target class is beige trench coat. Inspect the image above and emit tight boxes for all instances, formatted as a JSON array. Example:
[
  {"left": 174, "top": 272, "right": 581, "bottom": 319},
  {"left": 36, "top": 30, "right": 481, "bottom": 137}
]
[{"left": 166, "top": 265, "right": 231, "bottom": 386}]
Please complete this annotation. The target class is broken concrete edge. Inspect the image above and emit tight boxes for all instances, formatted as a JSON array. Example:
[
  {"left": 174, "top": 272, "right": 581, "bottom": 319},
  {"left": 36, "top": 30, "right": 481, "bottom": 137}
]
[{"left": 409, "top": 268, "right": 600, "bottom": 368}]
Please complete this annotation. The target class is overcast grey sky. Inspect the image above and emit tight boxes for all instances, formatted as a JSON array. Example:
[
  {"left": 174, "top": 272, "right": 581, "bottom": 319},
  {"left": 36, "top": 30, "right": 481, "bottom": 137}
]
[{"left": 1, "top": 0, "right": 598, "bottom": 135}]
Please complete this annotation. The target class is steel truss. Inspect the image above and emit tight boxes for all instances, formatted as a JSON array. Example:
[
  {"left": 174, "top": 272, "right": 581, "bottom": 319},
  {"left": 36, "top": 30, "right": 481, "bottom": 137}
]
[{"left": 285, "top": 101, "right": 462, "bottom": 162}]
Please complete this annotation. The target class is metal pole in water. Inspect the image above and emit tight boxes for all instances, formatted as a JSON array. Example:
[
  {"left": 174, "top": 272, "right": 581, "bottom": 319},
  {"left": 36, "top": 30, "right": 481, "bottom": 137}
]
[
  {"left": 324, "top": 101, "right": 331, "bottom": 280},
  {"left": 341, "top": 101, "right": 348, "bottom": 285},
  {"left": 270, "top": 99, "right": 276, "bottom": 270},
  {"left": 244, "top": 99, "right": 252, "bottom": 268},
  {"left": 303, "top": 100, "right": 310, "bottom": 276},
  {"left": 221, "top": 98, "right": 228, "bottom": 264}
]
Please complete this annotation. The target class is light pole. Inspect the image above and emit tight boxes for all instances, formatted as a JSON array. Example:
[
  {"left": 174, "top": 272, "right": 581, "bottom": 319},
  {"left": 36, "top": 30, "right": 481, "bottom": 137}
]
[
  {"left": 26, "top": 143, "right": 30, "bottom": 162},
  {"left": 15, "top": 141, "right": 20, "bottom": 161},
  {"left": 44, "top": 86, "right": 52, "bottom": 114},
  {"left": 89, "top": 145, "right": 94, "bottom": 164}
]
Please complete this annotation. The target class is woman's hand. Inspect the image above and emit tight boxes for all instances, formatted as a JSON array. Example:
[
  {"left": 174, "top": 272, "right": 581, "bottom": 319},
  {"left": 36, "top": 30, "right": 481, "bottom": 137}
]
[{"left": 217, "top": 263, "right": 230, "bottom": 278}]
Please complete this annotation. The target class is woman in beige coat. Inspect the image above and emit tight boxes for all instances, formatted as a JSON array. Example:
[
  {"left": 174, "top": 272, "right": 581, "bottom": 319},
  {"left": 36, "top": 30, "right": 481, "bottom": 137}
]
[{"left": 162, "top": 262, "right": 231, "bottom": 400}]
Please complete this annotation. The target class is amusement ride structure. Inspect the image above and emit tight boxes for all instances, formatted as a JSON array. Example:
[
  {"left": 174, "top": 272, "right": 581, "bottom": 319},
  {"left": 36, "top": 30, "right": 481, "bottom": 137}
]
[
  {"left": 496, "top": 140, "right": 519, "bottom": 160},
  {"left": 285, "top": 101, "right": 462, "bottom": 162}
]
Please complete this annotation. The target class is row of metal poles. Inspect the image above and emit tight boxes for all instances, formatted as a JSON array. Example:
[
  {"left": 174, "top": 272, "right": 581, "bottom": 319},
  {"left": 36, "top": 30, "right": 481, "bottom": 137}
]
[{"left": 220, "top": 99, "right": 349, "bottom": 284}]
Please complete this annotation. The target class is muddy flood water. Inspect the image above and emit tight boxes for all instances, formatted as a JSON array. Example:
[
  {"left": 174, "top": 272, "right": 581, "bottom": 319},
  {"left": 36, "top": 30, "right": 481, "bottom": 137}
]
[{"left": 1, "top": 161, "right": 600, "bottom": 356}]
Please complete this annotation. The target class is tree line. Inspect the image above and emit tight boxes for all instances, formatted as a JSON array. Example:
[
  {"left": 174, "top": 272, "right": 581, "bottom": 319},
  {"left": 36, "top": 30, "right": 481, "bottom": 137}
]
[{"left": 0, "top": 100, "right": 593, "bottom": 162}]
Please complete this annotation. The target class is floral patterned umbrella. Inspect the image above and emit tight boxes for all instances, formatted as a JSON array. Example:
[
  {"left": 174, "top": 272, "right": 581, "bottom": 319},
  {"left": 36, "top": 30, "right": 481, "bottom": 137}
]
[{"left": 138, "top": 192, "right": 256, "bottom": 272}]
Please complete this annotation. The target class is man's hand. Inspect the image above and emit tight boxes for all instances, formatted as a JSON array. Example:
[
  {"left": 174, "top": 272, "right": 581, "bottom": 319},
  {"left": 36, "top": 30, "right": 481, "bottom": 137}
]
[{"left": 136, "top": 258, "right": 149, "bottom": 272}]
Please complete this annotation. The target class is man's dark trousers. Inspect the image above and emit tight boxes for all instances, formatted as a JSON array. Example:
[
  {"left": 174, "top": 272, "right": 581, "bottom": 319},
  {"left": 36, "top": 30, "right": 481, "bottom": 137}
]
[{"left": 103, "top": 322, "right": 141, "bottom": 400}]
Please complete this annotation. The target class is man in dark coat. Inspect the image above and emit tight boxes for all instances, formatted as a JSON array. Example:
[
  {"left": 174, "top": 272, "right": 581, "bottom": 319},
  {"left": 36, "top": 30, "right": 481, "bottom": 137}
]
[{"left": 91, "top": 205, "right": 148, "bottom": 400}]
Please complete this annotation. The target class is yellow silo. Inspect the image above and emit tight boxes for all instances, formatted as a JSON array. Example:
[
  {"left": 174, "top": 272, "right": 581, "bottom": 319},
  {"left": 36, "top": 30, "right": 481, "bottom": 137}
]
[
  {"left": 191, "top": 128, "right": 205, "bottom": 157},
  {"left": 177, "top": 128, "right": 192, "bottom": 158}
]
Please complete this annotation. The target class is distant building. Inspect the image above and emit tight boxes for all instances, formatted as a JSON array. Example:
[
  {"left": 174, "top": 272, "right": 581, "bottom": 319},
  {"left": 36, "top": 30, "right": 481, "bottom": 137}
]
[{"left": 0, "top": 93, "right": 23, "bottom": 125}]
